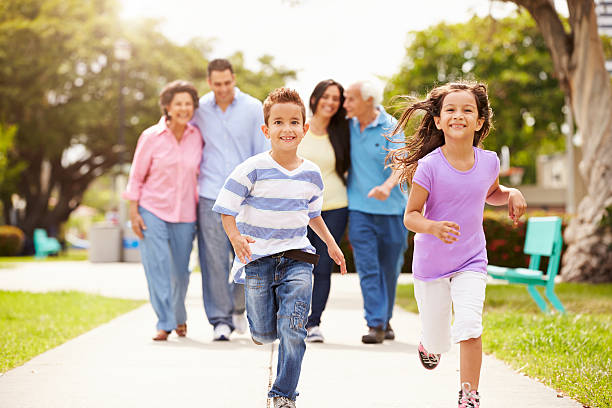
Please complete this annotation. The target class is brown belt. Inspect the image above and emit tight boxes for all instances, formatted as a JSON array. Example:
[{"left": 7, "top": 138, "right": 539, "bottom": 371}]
[{"left": 269, "top": 249, "right": 319, "bottom": 266}]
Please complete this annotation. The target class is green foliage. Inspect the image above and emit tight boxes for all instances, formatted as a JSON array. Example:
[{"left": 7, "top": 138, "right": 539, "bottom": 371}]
[
  {"left": 0, "top": 225, "right": 25, "bottom": 256},
  {"left": 386, "top": 12, "right": 566, "bottom": 183},
  {"left": 0, "top": 290, "right": 144, "bottom": 372}
]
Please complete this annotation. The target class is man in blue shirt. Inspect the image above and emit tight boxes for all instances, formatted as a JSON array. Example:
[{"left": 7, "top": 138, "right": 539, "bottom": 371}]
[
  {"left": 192, "top": 59, "right": 270, "bottom": 341},
  {"left": 344, "top": 80, "right": 408, "bottom": 344}
]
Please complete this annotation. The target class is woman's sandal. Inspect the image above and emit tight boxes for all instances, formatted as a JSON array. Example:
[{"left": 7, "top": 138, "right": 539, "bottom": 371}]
[
  {"left": 152, "top": 329, "right": 170, "bottom": 341},
  {"left": 175, "top": 324, "right": 187, "bottom": 337}
]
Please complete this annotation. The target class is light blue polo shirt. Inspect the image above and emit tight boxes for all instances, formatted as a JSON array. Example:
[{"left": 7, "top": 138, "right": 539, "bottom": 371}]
[
  {"left": 347, "top": 106, "right": 407, "bottom": 215},
  {"left": 192, "top": 88, "right": 270, "bottom": 200}
]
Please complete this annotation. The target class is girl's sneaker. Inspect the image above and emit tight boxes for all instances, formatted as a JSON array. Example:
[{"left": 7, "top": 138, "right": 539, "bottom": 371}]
[
  {"left": 458, "top": 382, "right": 480, "bottom": 408},
  {"left": 273, "top": 396, "right": 296, "bottom": 408},
  {"left": 417, "top": 342, "right": 441, "bottom": 370}
]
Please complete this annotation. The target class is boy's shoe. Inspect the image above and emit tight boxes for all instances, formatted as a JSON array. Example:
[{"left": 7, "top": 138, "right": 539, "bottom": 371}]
[
  {"left": 417, "top": 342, "right": 441, "bottom": 370},
  {"left": 273, "top": 396, "right": 296, "bottom": 408},
  {"left": 306, "top": 326, "right": 324, "bottom": 343},
  {"left": 361, "top": 326, "right": 384, "bottom": 344},
  {"left": 232, "top": 313, "right": 247, "bottom": 334},
  {"left": 458, "top": 382, "right": 480, "bottom": 408},
  {"left": 213, "top": 324, "right": 231, "bottom": 341},
  {"left": 384, "top": 322, "right": 395, "bottom": 340}
]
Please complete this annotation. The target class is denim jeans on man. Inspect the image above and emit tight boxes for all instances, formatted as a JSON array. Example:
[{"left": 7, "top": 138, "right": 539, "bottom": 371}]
[
  {"left": 245, "top": 256, "right": 313, "bottom": 400},
  {"left": 305, "top": 207, "right": 348, "bottom": 329},
  {"left": 197, "top": 197, "right": 246, "bottom": 329},
  {"left": 139, "top": 207, "right": 195, "bottom": 332},
  {"left": 348, "top": 210, "right": 407, "bottom": 329}
]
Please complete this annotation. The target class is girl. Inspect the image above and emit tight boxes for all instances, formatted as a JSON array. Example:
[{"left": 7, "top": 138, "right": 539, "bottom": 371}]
[{"left": 386, "top": 81, "right": 526, "bottom": 408}]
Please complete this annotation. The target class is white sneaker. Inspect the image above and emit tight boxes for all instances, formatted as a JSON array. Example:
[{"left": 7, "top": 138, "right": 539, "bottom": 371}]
[
  {"left": 213, "top": 323, "right": 231, "bottom": 341},
  {"left": 232, "top": 313, "right": 247, "bottom": 334},
  {"left": 306, "top": 326, "right": 324, "bottom": 343}
]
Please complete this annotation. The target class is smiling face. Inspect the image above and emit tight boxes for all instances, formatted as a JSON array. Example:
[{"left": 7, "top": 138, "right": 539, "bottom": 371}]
[
  {"left": 165, "top": 92, "right": 195, "bottom": 126},
  {"left": 313, "top": 85, "right": 341, "bottom": 120},
  {"left": 207, "top": 69, "right": 236, "bottom": 106},
  {"left": 261, "top": 102, "right": 308, "bottom": 154},
  {"left": 434, "top": 90, "right": 484, "bottom": 144}
]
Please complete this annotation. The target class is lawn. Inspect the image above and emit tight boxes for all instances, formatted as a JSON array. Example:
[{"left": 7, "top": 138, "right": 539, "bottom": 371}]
[
  {"left": 0, "top": 290, "right": 145, "bottom": 373},
  {"left": 0, "top": 248, "right": 88, "bottom": 264},
  {"left": 396, "top": 282, "right": 612, "bottom": 408}
]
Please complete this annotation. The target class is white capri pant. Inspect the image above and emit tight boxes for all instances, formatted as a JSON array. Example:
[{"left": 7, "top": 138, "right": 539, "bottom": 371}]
[{"left": 414, "top": 271, "right": 487, "bottom": 354}]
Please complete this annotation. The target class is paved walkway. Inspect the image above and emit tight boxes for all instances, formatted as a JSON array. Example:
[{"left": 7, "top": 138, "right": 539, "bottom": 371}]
[{"left": 0, "top": 262, "right": 580, "bottom": 407}]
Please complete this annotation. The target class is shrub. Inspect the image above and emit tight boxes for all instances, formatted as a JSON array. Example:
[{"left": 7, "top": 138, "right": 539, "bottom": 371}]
[{"left": 0, "top": 225, "right": 25, "bottom": 256}]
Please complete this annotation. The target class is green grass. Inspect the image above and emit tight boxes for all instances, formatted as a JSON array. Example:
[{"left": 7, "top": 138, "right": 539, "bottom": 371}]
[
  {"left": 396, "top": 282, "right": 612, "bottom": 408},
  {"left": 0, "top": 290, "right": 145, "bottom": 373},
  {"left": 0, "top": 248, "right": 88, "bottom": 263}
]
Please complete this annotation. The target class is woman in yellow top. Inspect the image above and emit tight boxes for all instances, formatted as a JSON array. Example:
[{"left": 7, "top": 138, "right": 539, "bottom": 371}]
[{"left": 297, "top": 79, "right": 350, "bottom": 343}]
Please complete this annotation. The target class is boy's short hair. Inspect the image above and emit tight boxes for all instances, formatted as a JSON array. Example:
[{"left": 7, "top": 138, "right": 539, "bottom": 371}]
[
  {"left": 263, "top": 88, "right": 306, "bottom": 125},
  {"left": 207, "top": 58, "right": 233, "bottom": 77}
]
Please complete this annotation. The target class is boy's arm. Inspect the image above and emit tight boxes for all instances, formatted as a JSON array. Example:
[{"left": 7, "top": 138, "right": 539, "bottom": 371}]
[
  {"left": 220, "top": 214, "right": 255, "bottom": 263},
  {"left": 308, "top": 216, "right": 347, "bottom": 275},
  {"left": 405, "top": 183, "right": 460, "bottom": 244},
  {"left": 486, "top": 179, "right": 527, "bottom": 225}
]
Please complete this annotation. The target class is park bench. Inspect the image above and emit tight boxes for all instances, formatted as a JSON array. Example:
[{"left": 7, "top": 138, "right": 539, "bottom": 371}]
[
  {"left": 487, "top": 216, "right": 565, "bottom": 313},
  {"left": 33, "top": 228, "right": 61, "bottom": 258}
]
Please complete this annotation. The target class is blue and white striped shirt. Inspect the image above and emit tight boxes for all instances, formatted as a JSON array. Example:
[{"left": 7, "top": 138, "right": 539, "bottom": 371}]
[{"left": 213, "top": 151, "right": 324, "bottom": 283}]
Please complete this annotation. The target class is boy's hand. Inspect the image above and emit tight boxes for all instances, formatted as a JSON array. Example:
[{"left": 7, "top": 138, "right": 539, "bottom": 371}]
[
  {"left": 229, "top": 234, "right": 255, "bottom": 263},
  {"left": 429, "top": 220, "right": 460, "bottom": 244},
  {"left": 508, "top": 189, "right": 527, "bottom": 226},
  {"left": 328, "top": 242, "right": 347, "bottom": 275}
]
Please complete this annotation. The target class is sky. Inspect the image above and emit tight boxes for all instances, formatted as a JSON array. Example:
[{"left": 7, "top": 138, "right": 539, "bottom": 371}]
[{"left": 119, "top": 0, "right": 523, "bottom": 102}]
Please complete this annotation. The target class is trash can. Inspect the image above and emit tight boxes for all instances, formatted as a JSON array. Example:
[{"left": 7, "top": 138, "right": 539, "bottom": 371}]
[
  {"left": 88, "top": 223, "right": 121, "bottom": 262},
  {"left": 122, "top": 228, "right": 141, "bottom": 263}
]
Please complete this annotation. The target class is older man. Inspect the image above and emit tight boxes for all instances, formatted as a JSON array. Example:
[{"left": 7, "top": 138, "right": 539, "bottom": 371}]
[
  {"left": 193, "top": 59, "right": 269, "bottom": 341},
  {"left": 344, "top": 81, "right": 408, "bottom": 344}
]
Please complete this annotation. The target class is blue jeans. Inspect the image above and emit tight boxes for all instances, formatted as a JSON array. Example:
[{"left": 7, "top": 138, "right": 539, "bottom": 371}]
[
  {"left": 348, "top": 210, "right": 407, "bottom": 329},
  {"left": 197, "top": 197, "right": 245, "bottom": 329},
  {"left": 139, "top": 207, "right": 195, "bottom": 331},
  {"left": 245, "top": 255, "right": 313, "bottom": 401},
  {"left": 305, "top": 207, "right": 348, "bottom": 329}
]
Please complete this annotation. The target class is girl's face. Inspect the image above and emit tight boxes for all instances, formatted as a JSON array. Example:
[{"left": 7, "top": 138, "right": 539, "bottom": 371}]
[
  {"left": 434, "top": 90, "right": 484, "bottom": 143},
  {"left": 166, "top": 92, "right": 195, "bottom": 127},
  {"left": 314, "top": 85, "right": 341, "bottom": 121}
]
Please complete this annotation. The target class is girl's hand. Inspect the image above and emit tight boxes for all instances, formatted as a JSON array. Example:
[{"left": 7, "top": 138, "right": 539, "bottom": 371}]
[
  {"left": 430, "top": 220, "right": 460, "bottom": 244},
  {"left": 229, "top": 234, "right": 255, "bottom": 263},
  {"left": 130, "top": 212, "right": 147, "bottom": 239},
  {"left": 328, "top": 242, "right": 347, "bottom": 275},
  {"left": 508, "top": 189, "right": 527, "bottom": 226}
]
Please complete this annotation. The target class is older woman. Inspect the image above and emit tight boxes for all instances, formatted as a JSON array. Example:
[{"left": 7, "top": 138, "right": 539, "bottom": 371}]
[
  {"left": 297, "top": 79, "right": 351, "bottom": 343},
  {"left": 123, "top": 80, "right": 202, "bottom": 341}
]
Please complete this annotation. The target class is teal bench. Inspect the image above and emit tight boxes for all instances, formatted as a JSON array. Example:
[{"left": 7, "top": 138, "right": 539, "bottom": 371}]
[
  {"left": 487, "top": 216, "right": 565, "bottom": 313},
  {"left": 33, "top": 228, "right": 61, "bottom": 258}
]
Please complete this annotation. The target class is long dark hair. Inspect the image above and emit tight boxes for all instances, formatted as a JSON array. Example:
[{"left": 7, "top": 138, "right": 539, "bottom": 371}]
[
  {"left": 309, "top": 79, "right": 351, "bottom": 183},
  {"left": 386, "top": 81, "right": 493, "bottom": 188}
]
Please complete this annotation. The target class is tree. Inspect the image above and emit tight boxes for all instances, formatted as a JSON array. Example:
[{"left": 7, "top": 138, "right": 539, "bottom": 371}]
[
  {"left": 503, "top": 0, "right": 612, "bottom": 282},
  {"left": 386, "top": 13, "right": 567, "bottom": 184}
]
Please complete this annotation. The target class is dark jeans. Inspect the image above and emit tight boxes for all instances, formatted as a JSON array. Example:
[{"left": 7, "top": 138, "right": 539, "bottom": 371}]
[{"left": 305, "top": 207, "right": 348, "bottom": 329}]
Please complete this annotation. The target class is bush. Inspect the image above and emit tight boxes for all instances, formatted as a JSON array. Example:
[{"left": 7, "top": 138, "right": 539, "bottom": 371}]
[{"left": 0, "top": 225, "right": 25, "bottom": 256}]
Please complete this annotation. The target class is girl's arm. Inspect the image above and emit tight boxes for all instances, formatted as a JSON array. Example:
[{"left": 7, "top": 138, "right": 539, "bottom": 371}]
[
  {"left": 220, "top": 214, "right": 255, "bottom": 263},
  {"left": 404, "top": 183, "right": 460, "bottom": 244},
  {"left": 308, "top": 216, "right": 347, "bottom": 274},
  {"left": 486, "top": 178, "right": 527, "bottom": 225}
]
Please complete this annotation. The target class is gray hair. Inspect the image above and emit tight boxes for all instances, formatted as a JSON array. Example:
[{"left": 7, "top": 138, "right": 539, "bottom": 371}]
[{"left": 357, "top": 80, "right": 383, "bottom": 106}]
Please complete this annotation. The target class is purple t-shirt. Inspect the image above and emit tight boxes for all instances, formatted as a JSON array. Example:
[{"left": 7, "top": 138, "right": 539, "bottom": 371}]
[{"left": 412, "top": 147, "right": 500, "bottom": 281}]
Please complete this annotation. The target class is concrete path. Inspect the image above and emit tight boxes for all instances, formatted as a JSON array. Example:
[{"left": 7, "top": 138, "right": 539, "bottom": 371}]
[{"left": 0, "top": 262, "right": 581, "bottom": 407}]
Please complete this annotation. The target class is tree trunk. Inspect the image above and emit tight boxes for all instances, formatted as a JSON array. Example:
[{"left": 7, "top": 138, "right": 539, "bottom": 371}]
[{"left": 509, "top": 0, "right": 612, "bottom": 281}]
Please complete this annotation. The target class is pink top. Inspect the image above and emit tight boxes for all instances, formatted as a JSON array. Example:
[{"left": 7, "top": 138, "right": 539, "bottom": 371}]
[{"left": 123, "top": 117, "right": 203, "bottom": 223}]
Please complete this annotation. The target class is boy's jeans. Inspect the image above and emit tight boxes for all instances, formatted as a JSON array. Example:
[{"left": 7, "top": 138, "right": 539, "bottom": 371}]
[{"left": 245, "top": 255, "right": 313, "bottom": 401}]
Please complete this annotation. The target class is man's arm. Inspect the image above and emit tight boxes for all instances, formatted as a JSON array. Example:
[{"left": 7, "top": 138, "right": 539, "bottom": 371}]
[{"left": 367, "top": 168, "right": 402, "bottom": 201}]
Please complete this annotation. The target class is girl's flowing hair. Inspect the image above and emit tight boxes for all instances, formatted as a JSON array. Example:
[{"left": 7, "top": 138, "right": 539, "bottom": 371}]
[{"left": 386, "top": 81, "right": 493, "bottom": 189}]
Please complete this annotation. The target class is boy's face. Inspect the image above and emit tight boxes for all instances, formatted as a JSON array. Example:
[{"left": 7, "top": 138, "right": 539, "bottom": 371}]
[{"left": 261, "top": 103, "right": 308, "bottom": 154}]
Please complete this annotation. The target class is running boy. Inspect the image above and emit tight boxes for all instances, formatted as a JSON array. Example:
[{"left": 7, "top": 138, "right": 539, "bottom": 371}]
[
  {"left": 386, "top": 81, "right": 526, "bottom": 408},
  {"left": 213, "top": 88, "right": 347, "bottom": 408}
]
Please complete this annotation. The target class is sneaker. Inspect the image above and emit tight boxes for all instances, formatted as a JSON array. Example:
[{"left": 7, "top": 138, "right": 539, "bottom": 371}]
[
  {"left": 361, "top": 326, "right": 384, "bottom": 344},
  {"left": 306, "top": 326, "right": 324, "bottom": 343},
  {"left": 213, "top": 323, "right": 231, "bottom": 341},
  {"left": 384, "top": 322, "right": 395, "bottom": 340},
  {"left": 417, "top": 342, "right": 441, "bottom": 370},
  {"left": 458, "top": 382, "right": 480, "bottom": 408},
  {"left": 273, "top": 396, "right": 296, "bottom": 408},
  {"left": 232, "top": 313, "right": 247, "bottom": 334}
]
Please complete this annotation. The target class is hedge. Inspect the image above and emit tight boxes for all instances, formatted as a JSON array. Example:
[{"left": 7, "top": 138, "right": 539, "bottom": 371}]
[{"left": 0, "top": 225, "right": 25, "bottom": 256}]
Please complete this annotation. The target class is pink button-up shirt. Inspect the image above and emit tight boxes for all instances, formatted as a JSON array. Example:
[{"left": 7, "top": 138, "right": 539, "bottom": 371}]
[{"left": 123, "top": 117, "right": 203, "bottom": 223}]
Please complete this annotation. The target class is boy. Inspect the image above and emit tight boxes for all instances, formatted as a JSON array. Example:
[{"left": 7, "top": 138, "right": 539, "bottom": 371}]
[{"left": 213, "top": 88, "right": 347, "bottom": 408}]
